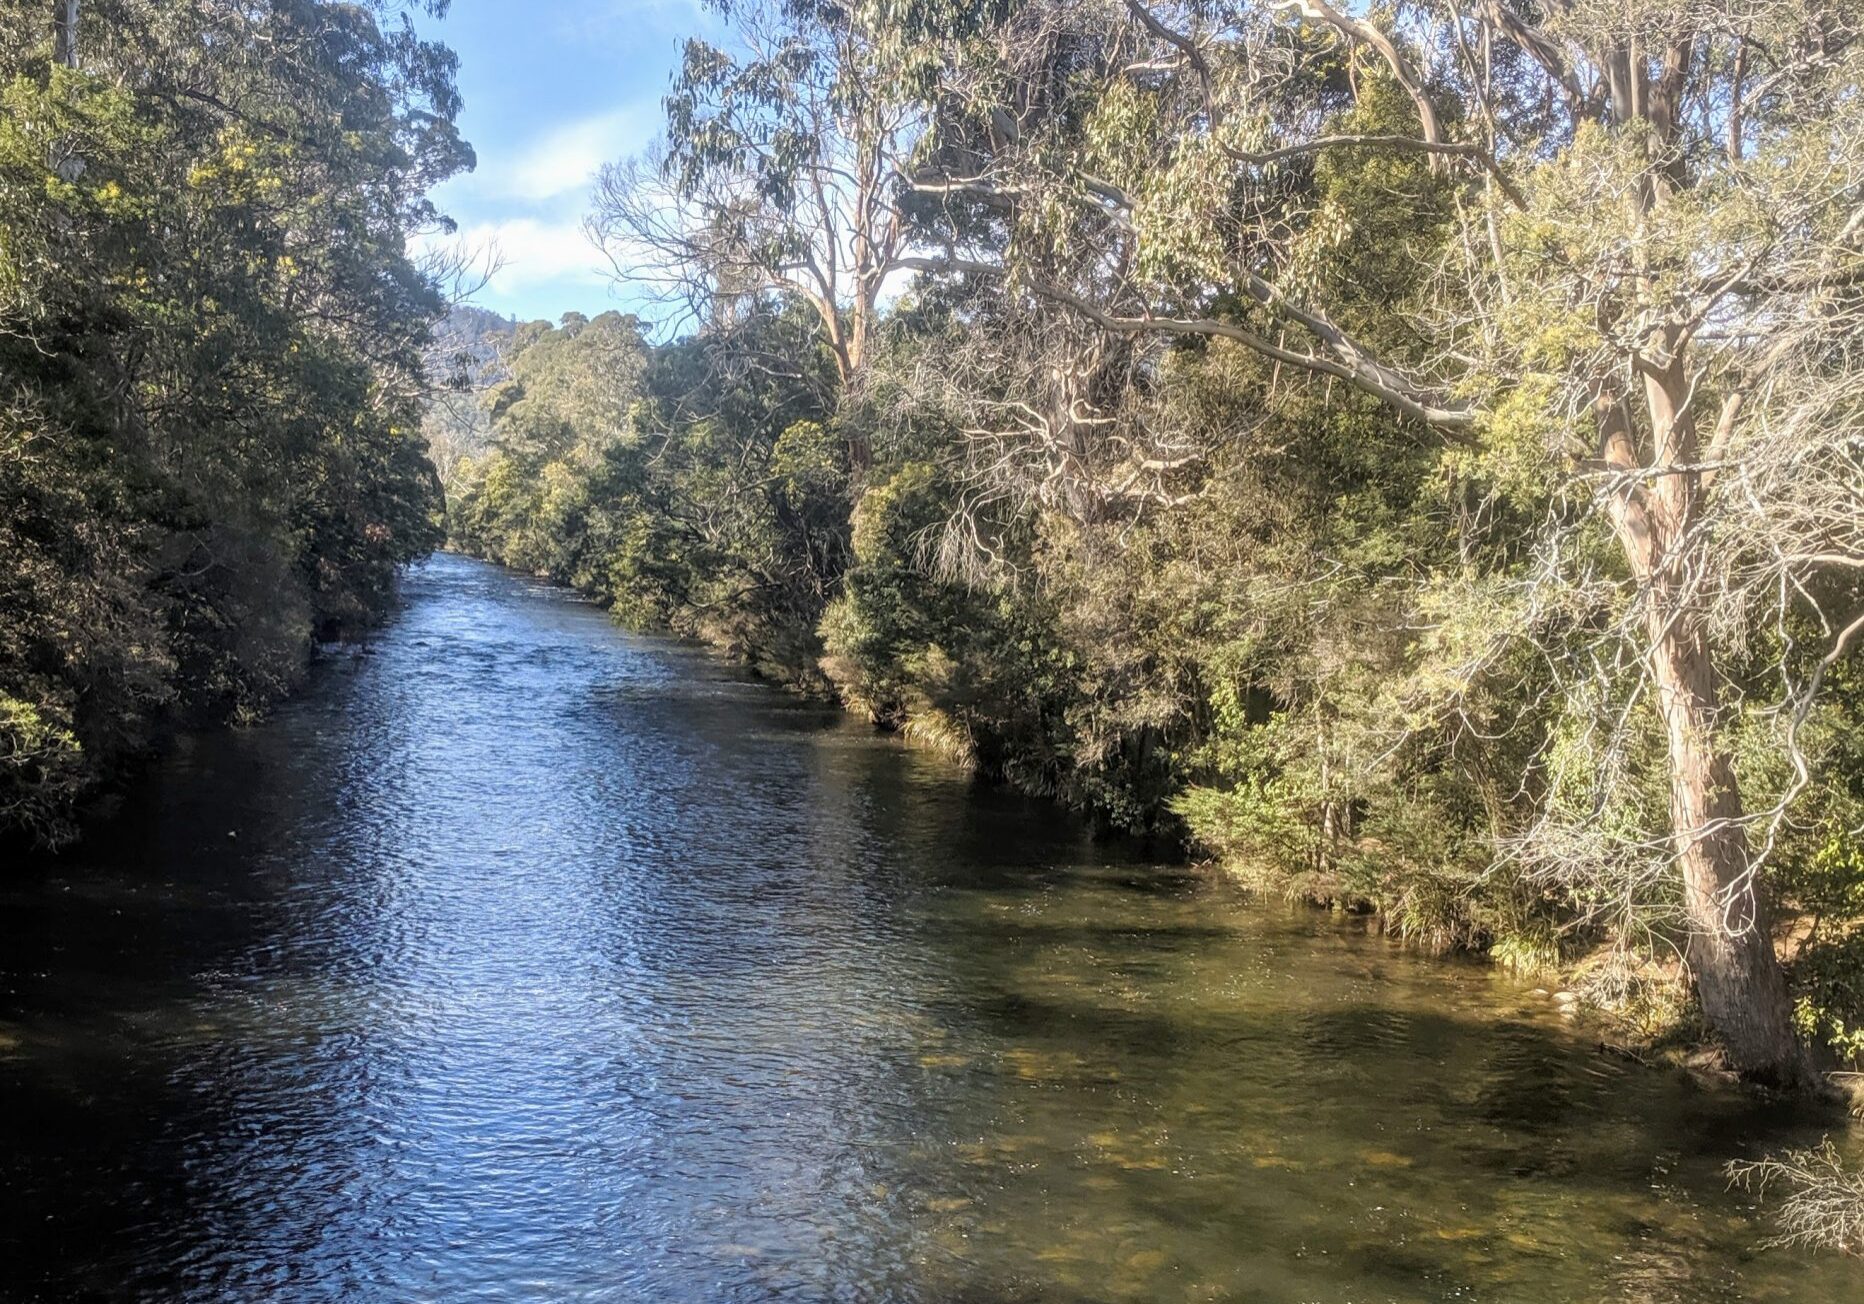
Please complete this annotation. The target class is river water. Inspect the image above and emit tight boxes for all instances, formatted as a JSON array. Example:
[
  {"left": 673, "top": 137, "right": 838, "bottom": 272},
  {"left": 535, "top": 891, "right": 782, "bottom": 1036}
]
[{"left": 2, "top": 553, "right": 1857, "bottom": 1302}]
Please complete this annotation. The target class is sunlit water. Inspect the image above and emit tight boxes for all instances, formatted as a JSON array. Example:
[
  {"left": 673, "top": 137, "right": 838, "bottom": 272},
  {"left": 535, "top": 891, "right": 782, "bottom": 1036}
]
[{"left": 3, "top": 553, "right": 1858, "bottom": 1302}]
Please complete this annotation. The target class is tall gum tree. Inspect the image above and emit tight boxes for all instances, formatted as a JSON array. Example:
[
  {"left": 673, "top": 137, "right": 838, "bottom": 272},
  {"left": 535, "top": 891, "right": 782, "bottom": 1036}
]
[
  {"left": 899, "top": 0, "right": 1864, "bottom": 1088},
  {"left": 588, "top": 0, "right": 932, "bottom": 472}
]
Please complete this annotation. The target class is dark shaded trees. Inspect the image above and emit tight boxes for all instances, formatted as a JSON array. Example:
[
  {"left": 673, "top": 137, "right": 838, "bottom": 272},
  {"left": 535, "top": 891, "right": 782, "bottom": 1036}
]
[
  {"left": 1, "top": 0, "right": 469, "bottom": 843},
  {"left": 449, "top": 303, "right": 847, "bottom": 690}
]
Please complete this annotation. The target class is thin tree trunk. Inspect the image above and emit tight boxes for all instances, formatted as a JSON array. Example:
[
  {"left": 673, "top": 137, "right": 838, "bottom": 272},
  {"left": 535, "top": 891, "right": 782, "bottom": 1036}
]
[
  {"left": 1596, "top": 359, "right": 1814, "bottom": 1087},
  {"left": 837, "top": 378, "right": 872, "bottom": 476},
  {"left": 1644, "top": 602, "right": 1814, "bottom": 1088},
  {"left": 844, "top": 303, "right": 873, "bottom": 475},
  {"left": 53, "top": 0, "right": 78, "bottom": 68},
  {"left": 821, "top": 326, "right": 873, "bottom": 476}
]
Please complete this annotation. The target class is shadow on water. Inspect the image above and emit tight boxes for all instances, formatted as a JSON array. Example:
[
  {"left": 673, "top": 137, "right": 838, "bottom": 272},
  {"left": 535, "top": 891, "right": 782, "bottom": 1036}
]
[{"left": 2, "top": 554, "right": 1857, "bottom": 1302}]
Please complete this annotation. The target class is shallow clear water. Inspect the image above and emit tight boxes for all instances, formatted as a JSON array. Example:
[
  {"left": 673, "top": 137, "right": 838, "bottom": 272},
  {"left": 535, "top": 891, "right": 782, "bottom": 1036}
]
[{"left": 2, "top": 553, "right": 1857, "bottom": 1302}]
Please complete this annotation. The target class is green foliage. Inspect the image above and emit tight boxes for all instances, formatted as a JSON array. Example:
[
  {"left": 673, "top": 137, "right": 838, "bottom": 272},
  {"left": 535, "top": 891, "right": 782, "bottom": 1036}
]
[
  {"left": 0, "top": 1, "right": 464, "bottom": 845},
  {"left": 1792, "top": 927, "right": 1864, "bottom": 1069},
  {"left": 822, "top": 459, "right": 1082, "bottom": 788},
  {"left": 441, "top": 0, "right": 1864, "bottom": 1071},
  {"left": 1785, "top": 822, "right": 1864, "bottom": 1069},
  {"left": 1171, "top": 776, "right": 1313, "bottom": 884},
  {"left": 450, "top": 303, "right": 847, "bottom": 692}
]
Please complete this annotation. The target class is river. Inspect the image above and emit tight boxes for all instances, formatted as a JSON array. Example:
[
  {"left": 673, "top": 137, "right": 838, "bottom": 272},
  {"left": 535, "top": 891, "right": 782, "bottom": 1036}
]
[{"left": 2, "top": 552, "right": 1856, "bottom": 1301}]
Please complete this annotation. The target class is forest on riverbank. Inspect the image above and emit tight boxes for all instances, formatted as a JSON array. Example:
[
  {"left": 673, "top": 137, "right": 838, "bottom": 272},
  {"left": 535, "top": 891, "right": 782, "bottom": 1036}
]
[
  {"left": 3, "top": 0, "right": 1864, "bottom": 1239},
  {"left": 1, "top": 1, "right": 464, "bottom": 844},
  {"left": 440, "top": 0, "right": 1864, "bottom": 1120}
]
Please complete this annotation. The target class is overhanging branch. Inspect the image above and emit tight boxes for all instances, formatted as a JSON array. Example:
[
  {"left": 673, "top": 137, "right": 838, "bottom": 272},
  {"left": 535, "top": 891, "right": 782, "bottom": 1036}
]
[{"left": 892, "top": 255, "right": 1477, "bottom": 434}]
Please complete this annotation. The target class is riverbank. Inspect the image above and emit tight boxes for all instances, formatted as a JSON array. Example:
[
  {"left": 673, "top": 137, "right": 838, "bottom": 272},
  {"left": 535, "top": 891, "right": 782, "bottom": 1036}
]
[
  {"left": 447, "top": 547, "right": 1863, "bottom": 1114},
  {"left": 3, "top": 570, "right": 424, "bottom": 858}
]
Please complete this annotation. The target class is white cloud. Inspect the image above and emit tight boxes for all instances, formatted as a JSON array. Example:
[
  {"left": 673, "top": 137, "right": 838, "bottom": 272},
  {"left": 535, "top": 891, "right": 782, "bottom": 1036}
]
[
  {"left": 416, "top": 85, "right": 677, "bottom": 318},
  {"left": 511, "top": 106, "right": 655, "bottom": 201},
  {"left": 417, "top": 214, "right": 609, "bottom": 303},
  {"left": 463, "top": 216, "right": 607, "bottom": 290},
  {"left": 455, "top": 104, "right": 659, "bottom": 204},
  {"left": 556, "top": 0, "right": 722, "bottom": 49}
]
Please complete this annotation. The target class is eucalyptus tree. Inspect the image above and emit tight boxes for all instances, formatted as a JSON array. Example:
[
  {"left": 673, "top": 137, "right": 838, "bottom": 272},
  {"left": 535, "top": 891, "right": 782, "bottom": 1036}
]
[
  {"left": 588, "top": 0, "right": 928, "bottom": 470},
  {"left": 898, "top": 0, "right": 1864, "bottom": 1087}
]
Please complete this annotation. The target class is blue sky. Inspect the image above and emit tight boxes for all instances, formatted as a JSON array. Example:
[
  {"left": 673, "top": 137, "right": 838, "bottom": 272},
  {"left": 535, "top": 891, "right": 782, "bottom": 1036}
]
[{"left": 417, "top": 1, "right": 722, "bottom": 325}]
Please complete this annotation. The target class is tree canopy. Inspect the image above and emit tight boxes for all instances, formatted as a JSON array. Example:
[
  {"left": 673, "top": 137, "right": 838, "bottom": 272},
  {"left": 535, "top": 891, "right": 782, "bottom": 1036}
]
[
  {"left": 451, "top": 0, "right": 1864, "bottom": 1098},
  {"left": 1, "top": 0, "right": 469, "bottom": 842}
]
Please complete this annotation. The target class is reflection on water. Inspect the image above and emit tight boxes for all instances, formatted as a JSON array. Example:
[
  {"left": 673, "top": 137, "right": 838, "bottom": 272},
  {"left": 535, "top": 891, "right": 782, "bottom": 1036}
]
[{"left": 1, "top": 553, "right": 1855, "bottom": 1302}]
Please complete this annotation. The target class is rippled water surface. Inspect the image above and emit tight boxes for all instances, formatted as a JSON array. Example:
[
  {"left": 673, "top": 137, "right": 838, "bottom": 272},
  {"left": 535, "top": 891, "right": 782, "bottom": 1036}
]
[{"left": 4, "top": 553, "right": 1859, "bottom": 1302}]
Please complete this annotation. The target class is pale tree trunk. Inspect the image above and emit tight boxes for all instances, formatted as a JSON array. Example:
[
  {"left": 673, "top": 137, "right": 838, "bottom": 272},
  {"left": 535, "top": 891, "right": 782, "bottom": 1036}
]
[
  {"left": 53, "top": 0, "right": 78, "bottom": 67},
  {"left": 1605, "top": 48, "right": 1812, "bottom": 1087},
  {"left": 809, "top": 304, "right": 871, "bottom": 476},
  {"left": 1644, "top": 596, "right": 1813, "bottom": 1087},
  {"left": 1600, "top": 370, "right": 1817, "bottom": 1089},
  {"left": 1316, "top": 707, "right": 1343, "bottom": 872},
  {"left": 842, "top": 301, "right": 873, "bottom": 474}
]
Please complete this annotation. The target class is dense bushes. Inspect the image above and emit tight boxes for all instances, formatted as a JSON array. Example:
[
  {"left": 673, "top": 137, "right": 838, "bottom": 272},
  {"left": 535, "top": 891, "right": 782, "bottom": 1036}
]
[
  {"left": 447, "top": 278, "right": 1864, "bottom": 1089},
  {"left": 0, "top": 1, "right": 462, "bottom": 844},
  {"left": 450, "top": 308, "right": 844, "bottom": 692},
  {"left": 452, "top": 0, "right": 1864, "bottom": 1092}
]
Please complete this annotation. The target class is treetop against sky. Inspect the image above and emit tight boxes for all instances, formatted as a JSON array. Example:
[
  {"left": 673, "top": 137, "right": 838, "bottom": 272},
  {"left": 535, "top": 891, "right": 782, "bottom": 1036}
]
[{"left": 414, "top": 0, "right": 724, "bottom": 324}]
